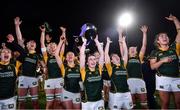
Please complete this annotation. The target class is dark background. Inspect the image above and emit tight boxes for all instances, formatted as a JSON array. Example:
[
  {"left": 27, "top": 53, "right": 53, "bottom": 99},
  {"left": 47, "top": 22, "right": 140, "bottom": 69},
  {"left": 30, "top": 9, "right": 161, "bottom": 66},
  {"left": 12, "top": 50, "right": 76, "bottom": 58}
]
[{"left": 0, "top": 0, "right": 180, "bottom": 55}]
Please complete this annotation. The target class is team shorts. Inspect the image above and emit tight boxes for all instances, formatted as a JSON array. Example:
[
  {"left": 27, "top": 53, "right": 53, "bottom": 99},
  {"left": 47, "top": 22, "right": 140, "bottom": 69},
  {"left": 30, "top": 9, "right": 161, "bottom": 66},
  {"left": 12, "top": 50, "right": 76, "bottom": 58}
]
[
  {"left": 0, "top": 96, "right": 17, "bottom": 110},
  {"left": 62, "top": 89, "right": 81, "bottom": 104},
  {"left": 127, "top": 78, "right": 147, "bottom": 94},
  {"left": 44, "top": 78, "right": 64, "bottom": 89},
  {"left": 18, "top": 76, "right": 38, "bottom": 88},
  {"left": 156, "top": 75, "right": 180, "bottom": 92},
  {"left": 109, "top": 92, "right": 133, "bottom": 110},
  {"left": 82, "top": 99, "right": 104, "bottom": 110}
]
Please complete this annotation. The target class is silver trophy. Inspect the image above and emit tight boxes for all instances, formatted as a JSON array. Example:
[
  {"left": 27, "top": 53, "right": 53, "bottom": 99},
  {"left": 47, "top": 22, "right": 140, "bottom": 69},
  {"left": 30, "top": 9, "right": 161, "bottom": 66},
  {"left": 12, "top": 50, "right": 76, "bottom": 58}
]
[{"left": 79, "top": 23, "right": 97, "bottom": 45}]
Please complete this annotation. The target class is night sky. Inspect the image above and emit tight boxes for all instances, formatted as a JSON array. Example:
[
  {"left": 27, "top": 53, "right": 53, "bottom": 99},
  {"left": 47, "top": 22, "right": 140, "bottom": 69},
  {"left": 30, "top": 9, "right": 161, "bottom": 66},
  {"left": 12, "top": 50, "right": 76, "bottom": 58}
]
[{"left": 0, "top": 0, "right": 180, "bottom": 55}]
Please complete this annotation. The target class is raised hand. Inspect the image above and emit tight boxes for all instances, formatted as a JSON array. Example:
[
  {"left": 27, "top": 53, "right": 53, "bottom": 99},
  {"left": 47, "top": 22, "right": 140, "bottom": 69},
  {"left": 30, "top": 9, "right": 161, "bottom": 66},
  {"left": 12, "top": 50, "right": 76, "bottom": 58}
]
[
  {"left": 122, "top": 36, "right": 126, "bottom": 42},
  {"left": 39, "top": 25, "right": 46, "bottom": 32},
  {"left": 107, "top": 37, "right": 112, "bottom": 43},
  {"left": 60, "top": 26, "right": 66, "bottom": 33},
  {"left": 165, "top": 14, "right": 177, "bottom": 21},
  {"left": 94, "top": 34, "right": 99, "bottom": 42},
  {"left": 140, "top": 25, "right": 148, "bottom": 33},
  {"left": 14, "top": 17, "right": 22, "bottom": 25}
]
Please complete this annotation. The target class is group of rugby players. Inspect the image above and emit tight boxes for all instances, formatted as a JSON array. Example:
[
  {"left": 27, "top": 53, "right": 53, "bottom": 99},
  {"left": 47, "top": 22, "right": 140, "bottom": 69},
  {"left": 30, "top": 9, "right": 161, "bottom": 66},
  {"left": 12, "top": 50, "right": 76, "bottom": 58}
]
[{"left": 0, "top": 14, "right": 179, "bottom": 110}]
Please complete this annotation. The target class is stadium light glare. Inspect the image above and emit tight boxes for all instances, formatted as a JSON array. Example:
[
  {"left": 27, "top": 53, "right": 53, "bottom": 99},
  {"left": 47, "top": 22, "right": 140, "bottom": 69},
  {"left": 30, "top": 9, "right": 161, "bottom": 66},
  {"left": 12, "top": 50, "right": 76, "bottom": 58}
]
[{"left": 117, "top": 12, "right": 133, "bottom": 27}]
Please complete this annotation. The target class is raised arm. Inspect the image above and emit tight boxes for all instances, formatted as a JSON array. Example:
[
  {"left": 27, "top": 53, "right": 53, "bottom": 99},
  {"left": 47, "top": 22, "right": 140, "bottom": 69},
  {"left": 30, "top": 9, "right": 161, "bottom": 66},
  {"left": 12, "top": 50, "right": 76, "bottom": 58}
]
[
  {"left": 94, "top": 35, "right": 104, "bottom": 67},
  {"left": 121, "top": 37, "right": 128, "bottom": 66},
  {"left": 56, "top": 28, "right": 66, "bottom": 58},
  {"left": 105, "top": 37, "right": 112, "bottom": 64},
  {"left": 59, "top": 27, "right": 66, "bottom": 57},
  {"left": 80, "top": 39, "right": 87, "bottom": 69},
  {"left": 54, "top": 36, "right": 65, "bottom": 77},
  {"left": 117, "top": 27, "right": 124, "bottom": 57},
  {"left": 139, "top": 25, "right": 148, "bottom": 62},
  {"left": 14, "top": 17, "right": 24, "bottom": 48},
  {"left": 40, "top": 25, "right": 47, "bottom": 56},
  {"left": 165, "top": 14, "right": 180, "bottom": 43}
]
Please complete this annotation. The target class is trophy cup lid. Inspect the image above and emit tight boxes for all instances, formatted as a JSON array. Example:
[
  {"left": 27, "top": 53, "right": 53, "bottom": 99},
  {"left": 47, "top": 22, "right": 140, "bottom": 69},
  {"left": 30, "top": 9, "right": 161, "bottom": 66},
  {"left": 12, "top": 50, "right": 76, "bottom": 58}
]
[{"left": 79, "top": 23, "right": 97, "bottom": 37}]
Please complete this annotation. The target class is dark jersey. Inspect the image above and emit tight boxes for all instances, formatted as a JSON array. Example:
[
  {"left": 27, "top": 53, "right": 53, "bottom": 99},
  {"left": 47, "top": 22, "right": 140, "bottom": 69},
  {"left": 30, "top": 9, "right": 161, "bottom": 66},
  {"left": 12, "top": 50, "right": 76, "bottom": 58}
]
[
  {"left": 19, "top": 53, "right": 42, "bottom": 77},
  {"left": 63, "top": 64, "right": 81, "bottom": 93},
  {"left": 127, "top": 57, "right": 143, "bottom": 78},
  {"left": 150, "top": 42, "right": 179, "bottom": 77},
  {"left": 0, "top": 63, "right": 16, "bottom": 99},
  {"left": 81, "top": 66, "right": 103, "bottom": 102},
  {"left": 106, "top": 60, "right": 129, "bottom": 93},
  {"left": 47, "top": 55, "right": 62, "bottom": 79}
]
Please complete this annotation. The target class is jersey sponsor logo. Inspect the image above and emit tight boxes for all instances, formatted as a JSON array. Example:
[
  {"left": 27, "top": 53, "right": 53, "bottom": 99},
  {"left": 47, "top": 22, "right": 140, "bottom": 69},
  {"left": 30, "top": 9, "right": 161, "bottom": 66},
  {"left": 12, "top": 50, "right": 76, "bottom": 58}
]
[
  {"left": 115, "top": 70, "right": 127, "bottom": 75},
  {"left": 87, "top": 76, "right": 101, "bottom": 82},
  {"left": 49, "top": 59, "right": 57, "bottom": 63},
  {"left": 25, "top": 57, "right": 37, "bottom": 64},
  {"left": 0, "top": 71, "right": 14, "bottom": 78},
  {"left": 128, "top": 59, "right": 140, "bottom": 63},
  {"left": 67, "top": 74, "right": 80, "bottom": 78}
]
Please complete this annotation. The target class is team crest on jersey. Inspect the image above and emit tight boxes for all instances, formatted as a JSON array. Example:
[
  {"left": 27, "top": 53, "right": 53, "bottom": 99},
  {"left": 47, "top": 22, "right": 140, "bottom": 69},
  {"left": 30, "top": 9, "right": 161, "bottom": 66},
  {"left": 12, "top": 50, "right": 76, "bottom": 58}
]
[
  {"left": 116, "top": 66, "right": 119, "bottom": 69},
  {"left": 68, "top": 69, "right": 72, "bottom": 71},
  {"left": 141, "top": 88, "right": 145, "bottom": 92},
  {"left": 177, "top": 85, "right": 180, "bottom": 89},
  {"left": 158, "top": 53, "right": 163, "bottom": 57},
  {"left": 76, "top": 69, "right": 79, "bottom": 72},
  {"left": 7, "top": 66, "right": 12, "bottom": 70}
]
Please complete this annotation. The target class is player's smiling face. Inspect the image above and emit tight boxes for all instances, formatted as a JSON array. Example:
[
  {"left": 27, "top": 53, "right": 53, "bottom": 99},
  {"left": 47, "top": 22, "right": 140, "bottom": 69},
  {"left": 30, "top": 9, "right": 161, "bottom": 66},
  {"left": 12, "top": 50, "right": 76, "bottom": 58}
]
[
  {"left": 1, "top": 48, "right": 12, "bottom": 62},
  {"left": 47, "top": 42, "right": 57, "bottom": 55},
  {"left": 66, "top": 52, "right": 75, "bottom": 62},
  {"left": 111, "top": 54, "right": 120, "bottom": 65},
  {"left": 87, "top": 55, "right": 96, "bottom": 68},
  {"left": 157, "top": 33, "right": 169, "bottom": 46}
]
